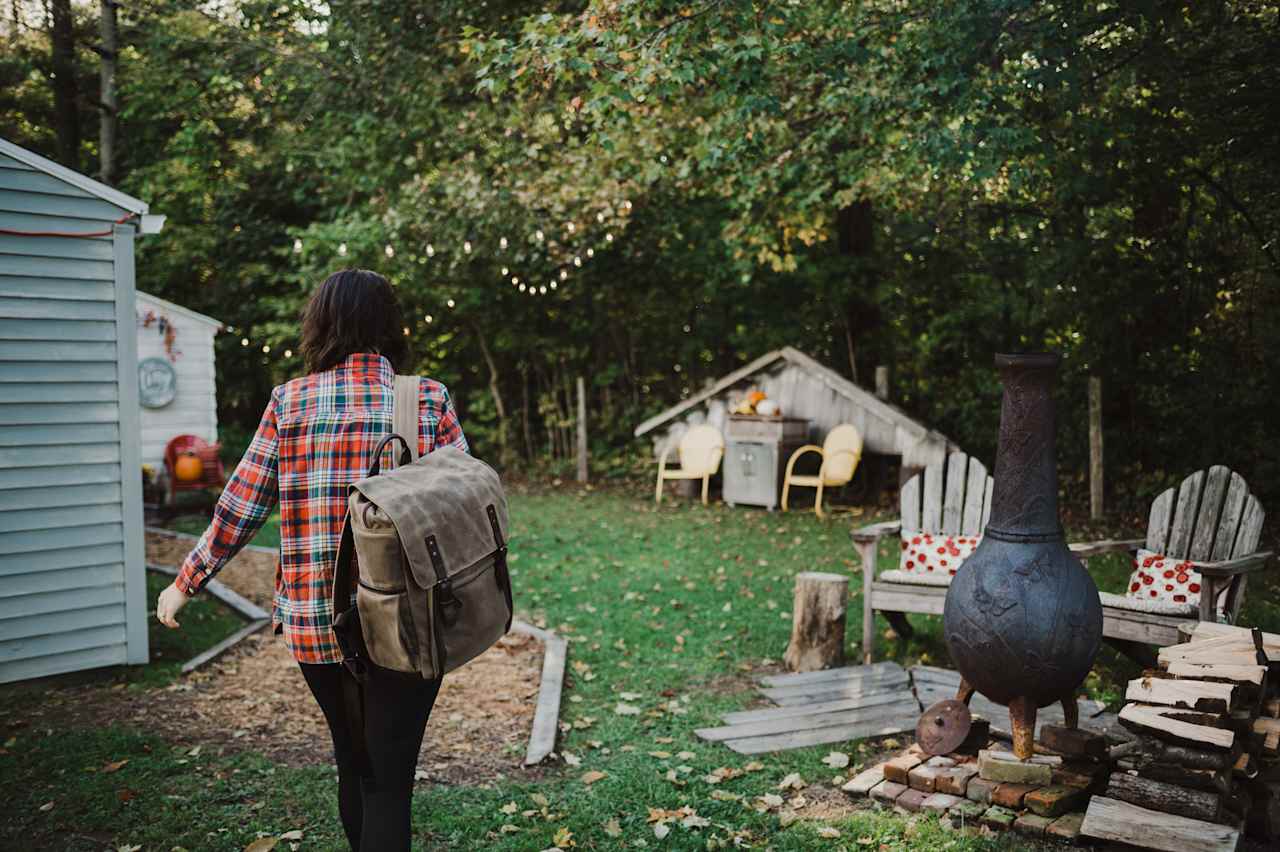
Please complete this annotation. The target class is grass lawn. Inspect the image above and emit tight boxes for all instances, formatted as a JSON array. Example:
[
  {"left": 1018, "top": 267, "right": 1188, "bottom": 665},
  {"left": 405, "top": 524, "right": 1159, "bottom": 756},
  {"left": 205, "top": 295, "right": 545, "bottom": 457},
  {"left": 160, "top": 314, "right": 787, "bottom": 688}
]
[{"left": 7, "top": 484, "right": 1266, "bottom": 850}]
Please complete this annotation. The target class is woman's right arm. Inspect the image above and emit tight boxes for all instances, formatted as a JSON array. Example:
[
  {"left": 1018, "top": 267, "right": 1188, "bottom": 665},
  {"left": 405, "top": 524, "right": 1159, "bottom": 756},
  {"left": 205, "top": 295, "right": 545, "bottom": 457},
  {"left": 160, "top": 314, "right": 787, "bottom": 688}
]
[{"left": 174, "top": 389, "right": 282, "bottom": 596}]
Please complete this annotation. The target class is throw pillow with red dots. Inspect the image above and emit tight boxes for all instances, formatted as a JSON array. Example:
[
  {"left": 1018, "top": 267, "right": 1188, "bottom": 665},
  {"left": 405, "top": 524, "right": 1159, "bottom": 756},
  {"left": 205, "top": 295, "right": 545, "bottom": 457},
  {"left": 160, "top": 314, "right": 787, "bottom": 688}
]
[
  {"left": 898, "top": 532, "right": 982, "bottom": 578},
  {"left": 1124, "top": 548, "right": 1206, "bottom": 608}
]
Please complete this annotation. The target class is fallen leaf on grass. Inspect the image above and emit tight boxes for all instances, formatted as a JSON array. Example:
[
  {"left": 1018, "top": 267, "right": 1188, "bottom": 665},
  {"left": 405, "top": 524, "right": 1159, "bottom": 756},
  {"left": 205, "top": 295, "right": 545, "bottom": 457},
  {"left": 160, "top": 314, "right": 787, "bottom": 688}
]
[
  {"left": 101, "top": 759, "right": 129, "bottom": 774},
  {"left": 648, "top": 751, "right": 672, "bottom": 759},
  {"left": 777, "top": 772, "right": 805, "bottom": 790},
  {"left": 604, "top": 818, "right": 622, "bottom": 837},
  {"left": 581, "top": 770, "right": 607, "bottom": 785},
  {"left": 553, "top": 825, "right": 576, "bottom": 847},
  {"left": 778, "top": 810, "right": 800, "bottom": 828},
  {"left": 821, "top": 752, "right": 849, "bottom": 769},
  {"left": 743, "top": 761, "right": 765, "bottom": 772},
  {"left": 681, "top": 813, "right": 710, "bottom": 829},
  {"left": 676, "top": 750, "right": 696, "bottom": 760},
  {"left": 562, "top": 751, "right": 582, "bottom": 767},
  {"left": 500, "top": 802, "right": 519, "bottom": 815},
  {"left": 614, "top": 703, "right": 641, "bottom": 716},
  {"left": 754, "top": 794, "right": 784, "bottom": 811},
  {"left": 242, "top": 839, "right": 277, "bottom": 852},
  {"left": 38, "top": 801, "right": 53, "bottom": 813},
  {"left": 531, "top": 793, "right": 551, "bottom": 808},
  {"left": 703, "top": 766, "right": 742, "bottom": 784},
  {"left": 817, "top": 826, "right": 842, "bottom": 839},
  {"left": 499, "top": 824, "right": 519, "bottom": 834},
  {"left": 653, "top": 824, "right": 670, "bottom": 840},
  {"left": 709, "top": 789, "right": 741, "bottom": 801},
  {"left": 619, "top": 691, "right": 643, "bottom": 700},
  {"left": 279, "top": 830, "right": 303, "bottom": 841}
]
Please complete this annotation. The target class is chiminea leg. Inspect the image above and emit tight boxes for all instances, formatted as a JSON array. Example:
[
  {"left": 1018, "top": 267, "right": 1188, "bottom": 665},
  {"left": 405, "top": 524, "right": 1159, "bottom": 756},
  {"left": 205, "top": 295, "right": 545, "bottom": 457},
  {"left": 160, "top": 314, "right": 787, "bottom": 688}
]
[
  {"left": 1008, "top": 695, "right": 1037, "bottom": 761},
  {"left": 1061, "top": 695, "right": 1079, "bottom": 729},
  {"left": 956, "top": 678, "right": 975, "bottom": 705}
]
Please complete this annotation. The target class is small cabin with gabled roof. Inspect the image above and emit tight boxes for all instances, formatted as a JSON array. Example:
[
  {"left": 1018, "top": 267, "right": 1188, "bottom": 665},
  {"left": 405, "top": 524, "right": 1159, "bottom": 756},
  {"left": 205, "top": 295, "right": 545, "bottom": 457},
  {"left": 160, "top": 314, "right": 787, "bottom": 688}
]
[{"left": 634, "top": 347, "right": 956, "bottom": 472}]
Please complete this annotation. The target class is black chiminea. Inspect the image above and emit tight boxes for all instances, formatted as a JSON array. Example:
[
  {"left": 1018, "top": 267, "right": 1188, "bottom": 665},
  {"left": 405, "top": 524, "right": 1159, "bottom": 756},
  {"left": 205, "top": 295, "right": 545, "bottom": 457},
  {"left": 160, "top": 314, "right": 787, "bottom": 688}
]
[{"left": 941, "top": 353, "right": 1103, "bottom": 759}]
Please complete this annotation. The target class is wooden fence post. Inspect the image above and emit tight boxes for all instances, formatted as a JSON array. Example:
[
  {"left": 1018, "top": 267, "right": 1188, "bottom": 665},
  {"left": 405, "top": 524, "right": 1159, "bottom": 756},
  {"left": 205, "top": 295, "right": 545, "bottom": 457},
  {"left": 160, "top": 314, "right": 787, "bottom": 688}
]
[
  {"left": 1089, "top": 376, "right": 1103, "bottom": 521},
  {"left": 576, "top": 376, "right": 588, "bottom": 483},
  {"left": 875, "top": 365, "right": 890, "bottom": 400}
]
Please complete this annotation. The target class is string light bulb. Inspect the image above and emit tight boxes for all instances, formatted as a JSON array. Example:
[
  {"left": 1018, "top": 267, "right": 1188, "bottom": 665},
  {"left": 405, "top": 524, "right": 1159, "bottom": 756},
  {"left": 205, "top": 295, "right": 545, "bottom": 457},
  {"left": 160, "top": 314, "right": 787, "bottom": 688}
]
[
  {"left": 511, "top": 276, "right": 519, "bottom": 285},
  {"left": 587, "top": 247, "right": 595, "bottom": 257},
  {"left": 596, "top": 212, "right": 605, "bottom": 223},
  {"left": 338, "top": 243, "right": 348, "bottom": 256},
  {"left": 402, "top": 326, "right": 410, "bottom": 336},
  {"left": 463, "top": 240, "right": 472, "bottom": 254},
  {"left": 605, "top": 233, "right": 613, "bottom": 242},
  {"left": 550, "top": 281, "right": 557, "bottom": 290},
  {"left": 539, "top": 285, "right": 547, "bottom": 294},
  {"left": 424, "top": 314, "right": 433, "bottom": 324},
  {"left": 499, "top": 236, "right": 508, "bottom": 249},
  {"left": 535, "top": 229, "right": 544, "bottom": 241},
  {"left": 447, "top": 298, "right": 456, "bottom": 308},
  {"left": 623, "top": 200, "right": 632, "bottom": 210},
  {"left": 559, "top": 269, "right": 568, "bottom": 280},
  {"left": 385, "top": 244, "right": 395, "bottom": 258},
  {"left": 284, "top": 349, "right": 292, "bottom": 358},
  {"left": 293, "top": 238, "right": 303, "bottom": 253},
  {"left": 262, "top": 344, "right": 270, "bottom": 353},
  {"left": 519, "top": 283, "right": 526, "bottom": 292},
  {"left": 241, "top": 338, "right": 249, "bottom": 347},
  {"left": 567, "top": 222, "right": 576, "bottom": 233},
  {"left": 573, "top": 256, "right": 582, "bottom": 267},
  {"left": 426, "top": 244, "right": 435, "bottom": 257},
  {"left": 501, "top": 266, "right": 509, "bottom": 276}
]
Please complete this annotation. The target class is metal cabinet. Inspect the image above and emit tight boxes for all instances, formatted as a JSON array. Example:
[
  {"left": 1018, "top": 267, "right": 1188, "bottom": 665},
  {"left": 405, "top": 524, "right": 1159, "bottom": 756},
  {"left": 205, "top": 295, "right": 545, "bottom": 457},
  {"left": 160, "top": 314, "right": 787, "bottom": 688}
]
[{"left": 723, "top": 439, "right": 804, "bottom": 510}]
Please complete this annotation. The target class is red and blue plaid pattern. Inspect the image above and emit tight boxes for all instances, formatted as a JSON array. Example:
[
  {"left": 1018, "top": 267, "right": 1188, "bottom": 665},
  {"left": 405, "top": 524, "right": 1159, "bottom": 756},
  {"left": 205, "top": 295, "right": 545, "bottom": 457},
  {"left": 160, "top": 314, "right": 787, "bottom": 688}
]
[{"left": 176, "top": 353, "right": 468, "bottom": 663}]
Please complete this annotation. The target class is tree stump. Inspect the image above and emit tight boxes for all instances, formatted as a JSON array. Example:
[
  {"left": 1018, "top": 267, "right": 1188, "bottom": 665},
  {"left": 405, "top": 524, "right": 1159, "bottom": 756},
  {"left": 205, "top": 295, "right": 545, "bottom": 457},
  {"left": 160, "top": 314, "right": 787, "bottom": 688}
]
[{"left": 784, "top": 571, "right": 849, "bottom": 672}]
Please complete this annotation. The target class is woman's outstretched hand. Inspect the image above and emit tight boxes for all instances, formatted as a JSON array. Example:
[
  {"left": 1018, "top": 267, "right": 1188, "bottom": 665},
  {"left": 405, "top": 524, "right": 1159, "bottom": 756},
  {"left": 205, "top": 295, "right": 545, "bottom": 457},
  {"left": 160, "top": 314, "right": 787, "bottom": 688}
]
[{"left": 156, "top": 581, "right": 190, "bottom": 629}]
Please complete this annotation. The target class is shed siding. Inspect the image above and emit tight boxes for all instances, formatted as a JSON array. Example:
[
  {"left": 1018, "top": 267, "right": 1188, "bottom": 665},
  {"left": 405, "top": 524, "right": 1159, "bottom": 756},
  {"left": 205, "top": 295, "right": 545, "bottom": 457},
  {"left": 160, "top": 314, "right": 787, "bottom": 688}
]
[
  {"left": 0, "top": 157, "right": 146, "bottom": 682},
  {"left": 135, "top": 293, "right": 219, "bottom": 469}
]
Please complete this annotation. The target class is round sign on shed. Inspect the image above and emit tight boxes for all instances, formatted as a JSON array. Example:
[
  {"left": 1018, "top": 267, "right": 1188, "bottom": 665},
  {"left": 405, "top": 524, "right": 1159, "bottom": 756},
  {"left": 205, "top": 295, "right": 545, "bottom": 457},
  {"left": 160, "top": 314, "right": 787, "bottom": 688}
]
[{"left": 138, "top": 357, "right": 177, "bottom": 408}]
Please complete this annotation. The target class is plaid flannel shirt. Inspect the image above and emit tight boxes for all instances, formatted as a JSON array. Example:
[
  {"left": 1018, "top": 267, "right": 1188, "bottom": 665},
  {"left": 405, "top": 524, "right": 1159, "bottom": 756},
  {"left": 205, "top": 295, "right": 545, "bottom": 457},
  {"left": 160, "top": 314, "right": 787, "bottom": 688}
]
[{"left": 176, "top": 353, "right": 468, "bottom": 663}]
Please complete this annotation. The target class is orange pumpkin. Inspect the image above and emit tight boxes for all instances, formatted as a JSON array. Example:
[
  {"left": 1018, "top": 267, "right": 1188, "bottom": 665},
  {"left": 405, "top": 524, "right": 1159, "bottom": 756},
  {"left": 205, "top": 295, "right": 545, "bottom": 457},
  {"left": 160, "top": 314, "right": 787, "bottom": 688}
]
[{"left": 174, "top": 452, "right": 204, "bottom": 483}]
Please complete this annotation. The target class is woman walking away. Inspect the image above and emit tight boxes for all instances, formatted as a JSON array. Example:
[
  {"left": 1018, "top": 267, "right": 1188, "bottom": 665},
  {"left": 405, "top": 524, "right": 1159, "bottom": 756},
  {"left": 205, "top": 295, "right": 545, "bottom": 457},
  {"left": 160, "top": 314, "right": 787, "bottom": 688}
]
[{"left": 155, "top": 269, "right": 468, "bottom": 851}]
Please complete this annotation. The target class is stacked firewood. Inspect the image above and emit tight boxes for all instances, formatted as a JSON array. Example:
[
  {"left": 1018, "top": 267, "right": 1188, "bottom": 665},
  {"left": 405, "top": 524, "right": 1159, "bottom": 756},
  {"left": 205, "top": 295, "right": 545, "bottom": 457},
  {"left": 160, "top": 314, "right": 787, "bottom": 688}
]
[{"left": 1082, "top": 622, "right": 1278, "bottom": 851}]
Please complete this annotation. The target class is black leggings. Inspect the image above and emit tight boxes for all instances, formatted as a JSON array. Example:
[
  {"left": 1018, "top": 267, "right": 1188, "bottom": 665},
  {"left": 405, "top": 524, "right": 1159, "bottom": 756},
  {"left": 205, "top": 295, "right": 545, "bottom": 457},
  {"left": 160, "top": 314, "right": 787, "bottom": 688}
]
[{"left": 300, "top": 662, "right": 441, "bottom": 852}]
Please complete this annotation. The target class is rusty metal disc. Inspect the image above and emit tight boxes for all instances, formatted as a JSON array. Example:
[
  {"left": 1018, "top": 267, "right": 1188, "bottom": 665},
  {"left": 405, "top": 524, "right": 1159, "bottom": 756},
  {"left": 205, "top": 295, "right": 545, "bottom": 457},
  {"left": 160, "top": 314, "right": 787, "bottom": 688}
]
[{"left": 916, "top": 699, "right": 972, "bottom": 756}]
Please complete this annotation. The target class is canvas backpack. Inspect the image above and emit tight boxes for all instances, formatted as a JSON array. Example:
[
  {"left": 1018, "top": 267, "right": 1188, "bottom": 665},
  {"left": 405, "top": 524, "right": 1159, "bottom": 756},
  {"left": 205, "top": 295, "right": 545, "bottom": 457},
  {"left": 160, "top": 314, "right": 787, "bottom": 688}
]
[{"left": 331, "top": 375, "right": 513, "bottom": 683}]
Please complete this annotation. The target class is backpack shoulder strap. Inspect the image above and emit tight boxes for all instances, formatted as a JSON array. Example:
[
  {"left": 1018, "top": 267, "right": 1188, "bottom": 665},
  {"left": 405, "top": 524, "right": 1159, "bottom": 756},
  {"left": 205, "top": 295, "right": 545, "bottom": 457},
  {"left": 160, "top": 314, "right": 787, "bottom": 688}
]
[{"left": 392, "top": 374, "right": 421, "bottom": 465}]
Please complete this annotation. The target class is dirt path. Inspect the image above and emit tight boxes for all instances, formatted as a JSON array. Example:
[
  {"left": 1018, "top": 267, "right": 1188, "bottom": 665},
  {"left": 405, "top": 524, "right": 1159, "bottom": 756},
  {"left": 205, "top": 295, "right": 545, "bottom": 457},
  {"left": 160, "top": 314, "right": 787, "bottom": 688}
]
[{"left": 21, "top": 533, "right": 547, "bottom": 785}]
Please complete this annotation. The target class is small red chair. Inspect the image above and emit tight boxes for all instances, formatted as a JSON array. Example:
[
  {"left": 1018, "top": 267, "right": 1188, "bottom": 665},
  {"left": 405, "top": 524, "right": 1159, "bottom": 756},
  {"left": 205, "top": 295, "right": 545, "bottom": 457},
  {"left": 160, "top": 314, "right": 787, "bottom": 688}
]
[{"left": 163, "top": 434, "right": 227, "bottom": 509}]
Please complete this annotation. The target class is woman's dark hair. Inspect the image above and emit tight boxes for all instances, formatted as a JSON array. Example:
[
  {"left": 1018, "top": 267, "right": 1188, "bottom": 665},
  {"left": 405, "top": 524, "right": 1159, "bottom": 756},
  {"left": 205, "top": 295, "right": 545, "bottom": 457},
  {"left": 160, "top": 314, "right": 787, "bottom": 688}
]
[{"left": 300, "top": 269, "right": 410, "bottom": 374}]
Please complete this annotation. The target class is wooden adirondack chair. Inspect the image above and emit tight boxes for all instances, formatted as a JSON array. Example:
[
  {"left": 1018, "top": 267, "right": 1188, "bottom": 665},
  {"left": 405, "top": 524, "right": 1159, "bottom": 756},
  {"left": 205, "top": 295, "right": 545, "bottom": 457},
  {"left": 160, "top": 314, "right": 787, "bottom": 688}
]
[
  {"left": 1071, "top": 465, "right": 1271, "bottom": 665},
  {"left": 654, "top": 424, "right": 725, "bottom": 506},
  {"left": 852, "top": 451, "right": 993, "bottom": 664},
  {"left": 780, "top": 423, "right": 864, "bottom": 518}
]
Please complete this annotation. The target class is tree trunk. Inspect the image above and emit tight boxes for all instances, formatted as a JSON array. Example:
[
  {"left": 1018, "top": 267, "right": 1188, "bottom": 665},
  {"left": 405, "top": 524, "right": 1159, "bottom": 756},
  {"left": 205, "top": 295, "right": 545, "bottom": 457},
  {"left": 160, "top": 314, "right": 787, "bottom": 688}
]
[
  {"left": 98, "top": 0, "right": 117, "bottom": 184},
  {"left": 49, "top": 0, "right": 80, "bottom": 168},
  {"left": 575, "top": 375, "right": 588, "bottom": 483},
  {"left": 520, "top": 364, "right": 533, "bottom": 461},
  {"left": 783, "top": 572, "right": 849, "bottom": 672},
  {"left": 473, "top": 326, "right": 511, "bottom": 466}
]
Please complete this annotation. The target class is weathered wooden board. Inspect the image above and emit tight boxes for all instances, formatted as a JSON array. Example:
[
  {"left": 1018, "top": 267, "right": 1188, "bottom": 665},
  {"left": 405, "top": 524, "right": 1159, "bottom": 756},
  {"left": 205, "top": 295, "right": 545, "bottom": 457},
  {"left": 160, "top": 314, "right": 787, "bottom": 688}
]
[
  {"left": 1125, "top": 676, "right": 1236, "bottom": 713},
  {"left": 1118, "top": 703, "right": 1235, "bottom": 751},
  {"left": 721, "top": 689, "right": 915, "bottom": 725},
  {"left": 715, "top": 702, "right": 919, "bottom": 754},
  {"left": 758, "top": 660, "right": 905, "bottom": 688},
  {"left": 697, "top": 697, "right": 921, "bottom": 742},
  {"left": 764, "top": 675, "right": 913, "bottom": 707},
  {"left": 1081, "top": 795, "right": 1239, "bottom": 852}
]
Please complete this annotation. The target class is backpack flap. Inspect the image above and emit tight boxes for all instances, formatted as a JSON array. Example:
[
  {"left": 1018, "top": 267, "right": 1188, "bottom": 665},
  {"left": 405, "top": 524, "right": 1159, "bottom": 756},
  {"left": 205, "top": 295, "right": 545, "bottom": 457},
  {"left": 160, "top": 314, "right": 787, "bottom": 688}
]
[{"left": 349, "top": 445, "right": 509, "bottom": 591}]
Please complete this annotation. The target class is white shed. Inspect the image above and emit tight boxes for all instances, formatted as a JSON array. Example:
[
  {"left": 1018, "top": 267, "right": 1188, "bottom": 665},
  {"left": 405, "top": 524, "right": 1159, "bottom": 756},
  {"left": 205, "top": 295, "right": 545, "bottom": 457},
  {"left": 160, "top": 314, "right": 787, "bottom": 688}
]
[
  {"left": 0, "top": 137, "right": 164, "bottom": 682},
  {"left": 135, "top": 292, "right": 220, "bottom": 470}
]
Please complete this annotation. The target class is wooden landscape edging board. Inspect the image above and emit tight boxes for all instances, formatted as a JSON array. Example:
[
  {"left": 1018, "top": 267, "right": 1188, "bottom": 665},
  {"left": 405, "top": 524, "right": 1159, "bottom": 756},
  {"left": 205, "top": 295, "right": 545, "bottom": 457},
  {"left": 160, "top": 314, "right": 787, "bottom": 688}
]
[
  {"left": 146, "top": 563, "right": 270, "bottom": 673},
  {"left": 510, "top": 620, "right": 568, "bottom": 767}
]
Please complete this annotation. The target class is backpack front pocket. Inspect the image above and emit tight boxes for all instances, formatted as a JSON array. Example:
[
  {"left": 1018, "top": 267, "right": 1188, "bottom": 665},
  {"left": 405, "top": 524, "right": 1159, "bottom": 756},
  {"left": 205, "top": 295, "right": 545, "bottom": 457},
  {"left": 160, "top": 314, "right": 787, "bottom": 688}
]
[{"left": 356, "top": 582, "right": 419, "bottom": 673}]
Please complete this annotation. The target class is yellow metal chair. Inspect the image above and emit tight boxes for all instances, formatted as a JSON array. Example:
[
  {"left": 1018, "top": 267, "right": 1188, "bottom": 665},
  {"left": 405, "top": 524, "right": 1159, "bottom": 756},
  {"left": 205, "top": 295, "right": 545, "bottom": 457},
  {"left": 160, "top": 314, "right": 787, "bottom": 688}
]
[
  {"left": 654, "top": 425, "right": 725, "bottom": 506},
  {"left": 781, "top": 424, "right": 864, "bottom": 518}
]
